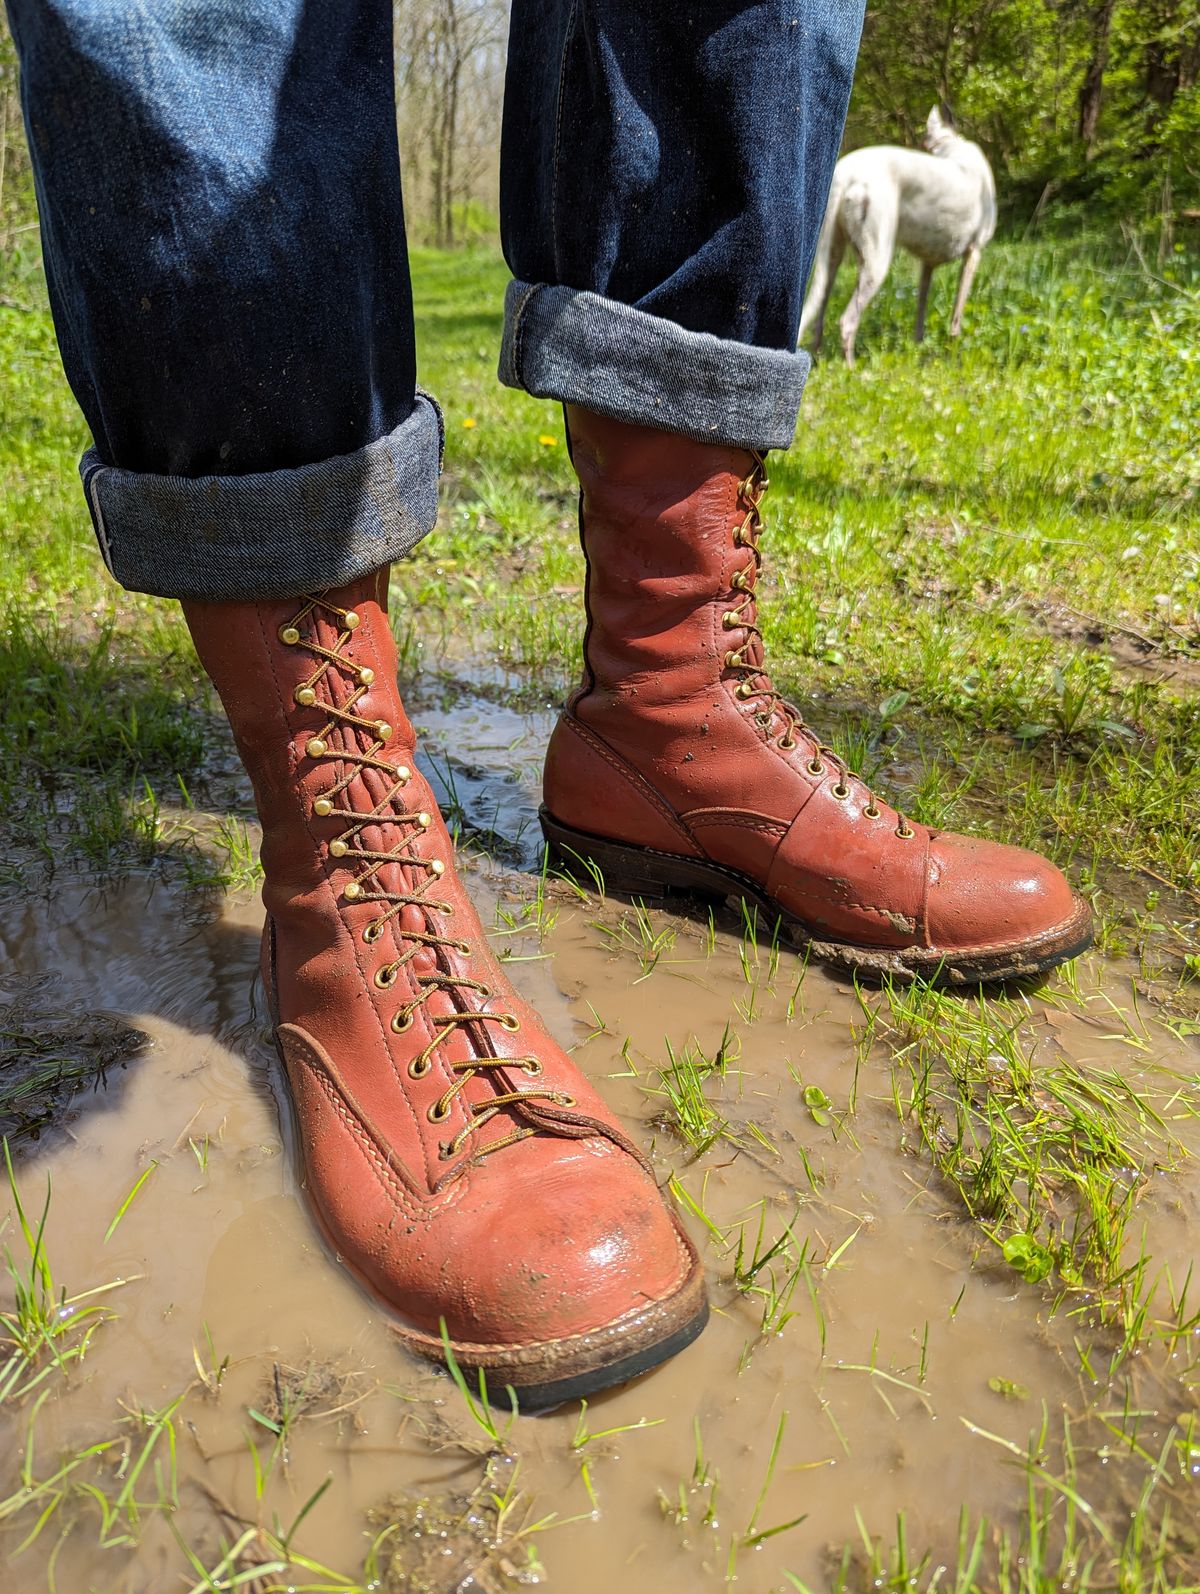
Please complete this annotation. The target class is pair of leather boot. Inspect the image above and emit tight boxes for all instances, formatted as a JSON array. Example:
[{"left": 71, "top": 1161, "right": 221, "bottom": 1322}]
[{"left": 183, "top": 408, "right": 1090, "bottom": 1407}]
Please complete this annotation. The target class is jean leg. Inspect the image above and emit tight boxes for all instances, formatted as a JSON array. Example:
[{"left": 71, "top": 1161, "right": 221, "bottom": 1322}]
[
  {"left": 499, "top": 0, "right": 864, "bottom": 449},
  {"left": 6, "top": 0, "right": 441, "bottom": 600}
]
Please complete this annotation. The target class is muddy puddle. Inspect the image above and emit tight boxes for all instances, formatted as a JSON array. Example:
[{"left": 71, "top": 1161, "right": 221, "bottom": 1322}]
[{"left": 3, "top": 666, "right": 1199, "bottom": 1592}]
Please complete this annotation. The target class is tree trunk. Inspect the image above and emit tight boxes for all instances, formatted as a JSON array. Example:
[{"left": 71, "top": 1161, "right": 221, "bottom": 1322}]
[
  {"left": 442, "top": 0, "right": 459, "bottom": 246},
  {"left": 1077, "top": 0, "right": 1118, "bottom": 154}
]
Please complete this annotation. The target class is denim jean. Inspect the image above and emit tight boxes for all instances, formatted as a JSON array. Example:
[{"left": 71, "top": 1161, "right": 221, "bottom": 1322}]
[{"left": 6, "top": 0, "right": 864, "bottom": 602}]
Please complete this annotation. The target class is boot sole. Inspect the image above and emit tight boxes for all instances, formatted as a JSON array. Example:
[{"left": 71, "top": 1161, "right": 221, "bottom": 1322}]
[
  {"left": 540, "top": 809, "right": 1094, "bottom": 986},
  {"left": 385, "top": 1269, "right": 709, "bottom": 1414},
  {"left": 264, "top": 989, "right": 708, "bottom": 1412}
]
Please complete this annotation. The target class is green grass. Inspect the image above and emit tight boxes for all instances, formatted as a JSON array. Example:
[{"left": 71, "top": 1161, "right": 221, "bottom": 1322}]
[
  {"left": 0, "top": 1142, "right": 125, "bottom": 1406},
  {"left": 874, "top": 975, "right": 1200, "bottom": 1347},
  {"left": 402, "top": 237, "right": 1200, "bottom": 1005},
  {"left": 3, "top": 236, "right": 1197, "bottom": 995},
  {"left": 2, "top": 229, "right": 1199, "bottom": 1591}
]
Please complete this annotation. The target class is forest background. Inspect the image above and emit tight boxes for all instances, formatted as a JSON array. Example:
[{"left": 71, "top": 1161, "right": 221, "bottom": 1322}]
[{"left": 1, "top": 1, "right": 1198, "bottom": 266}]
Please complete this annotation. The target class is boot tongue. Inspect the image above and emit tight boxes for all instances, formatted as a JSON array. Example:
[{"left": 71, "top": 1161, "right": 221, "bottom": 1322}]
[
  {"left": 733, "top": 590, "right": 773, "bottom": 703},
  {"left": 731, "top": 589, "right": 816, "bottom": 748}
]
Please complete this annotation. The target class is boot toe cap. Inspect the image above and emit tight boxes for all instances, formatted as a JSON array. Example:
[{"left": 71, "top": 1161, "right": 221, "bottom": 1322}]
[
  {"left": 429, "top": 1139, "right": 696, "bottom": 1349},
  {"left": 925, "top": 832, "right": 1085, "bottom": 955}
]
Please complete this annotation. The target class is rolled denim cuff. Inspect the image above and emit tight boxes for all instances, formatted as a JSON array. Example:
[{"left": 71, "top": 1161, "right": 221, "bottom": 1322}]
[
  {"left": 499, "top": 281, "right": 808, "bottom": 451},
  {"left": 79, "top": 393, "right": 444, "bottom": 602}
]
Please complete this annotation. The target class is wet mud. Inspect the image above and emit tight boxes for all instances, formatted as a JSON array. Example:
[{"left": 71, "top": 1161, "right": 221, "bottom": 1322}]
[{"left": 2, "top": 669, "right": 1199, "bottom": 1591}]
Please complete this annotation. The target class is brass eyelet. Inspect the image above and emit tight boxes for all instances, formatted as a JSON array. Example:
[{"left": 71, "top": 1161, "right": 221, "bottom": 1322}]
[
  {"left": 428, "top": 859, "right": 446, "bottom": 877},
  {"left": 735, "top": 682, "right": 755, "bottom": 701},
  {"left": 523, "top": 1058, "right": 543, "bottom": 1077},
  {"left": 557, "top": 1093, "right": 577, "bottom": 1109},
  {"left": 363, "top": 921, "right": 383, "bottom": 944},
  {"left": 722, "top": 612, "right": 739, "bottom": 630},
  {"left": 807, "top": 758, "right": 824, "bottom": 777},
  {"left": 329, "top": 838, "right": 348, "bottom": 858},
  {"left": 313, "top": 796, "right": 334, "bottom": 818},
  {"left": 730, "top": 570, "right": 746, "bottom": 590},
  {"left": 396, "top": 765, "right": 412, "bottom": 783},
  {"left": 896, "top": 823, "right": 915, "bottom": 840},
  {"left": 374, "top": 966, "right": 397, "bottom": 990},
  {"left": 497, "top": 1014, "right": 521, "bottom": 1032},
  {"left": 306, "top": 737, "right": 328, "bottom": 759},
  {"left": 408, "top": 1057, "right": 431, "bottom": 1079},
  {"left": 375, "top": 720, "right": 393, "bottom": 742},
  {"left": 279, "top": 625, "right": 300, "bottom": 645},
  {"left": 343, "top": 610, "right": 361, "bottom": 630},
  {"left": 864, "top": 803, "right": 881, "bottom": 819},
  {"left": 778, "top": 737, "right": 797, "bottom": 752},
  {"left": 343, "top": 880, "right": 362, "bottom": 901},
  {"left": 294, "top": 685, "right": 317, "bottom": 707},
  {"left": 428, "top": 1100, "right": 451, "bottom": 1123},
  {"left": 831, "top": 781, "right": 850, "bottom": 800},
  {"left": 391, "top": 1011, "right": 413, "bottom": 1034},
  {"left": 358, "top": 666, "right": 375, "bottom": 686}
]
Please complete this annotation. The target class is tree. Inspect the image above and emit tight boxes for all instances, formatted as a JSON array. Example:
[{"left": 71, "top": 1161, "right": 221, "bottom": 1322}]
[
  {"left": 395, "top": 0, "right": 508, "bottom": 247},
  {"left": 1077, "top": 0, "right": 1119, "bottom": 152},
  {"left": 849, "top": 0, "right": 1200, "bottom": 221}
]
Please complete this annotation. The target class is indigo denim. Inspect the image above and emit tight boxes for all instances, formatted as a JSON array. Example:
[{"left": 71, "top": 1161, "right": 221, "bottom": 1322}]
[
  {"left": 501, "top": 0, "right": 865, "bottom": 445},
  {"left": 7, "top": 0, "right": 863, "bottom": 602}
]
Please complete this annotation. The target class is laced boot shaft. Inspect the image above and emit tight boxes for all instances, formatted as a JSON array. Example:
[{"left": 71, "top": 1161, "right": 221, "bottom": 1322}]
[
  {"left": 188, "top": 576, "right": 560, "bottom": 1174},
  {"left": 716, "top": 455, "right": 915, "bottom": 837},
  {"left": 557, "top": 406, "right": 906, "bottom": 832},
  {"left": 275, "top": 590, "right": 567, "bottom": 1166},
  {"left": 184, "top": 571, "right": 707, "bottom": 1401},
  {"left": 543, "top": 407, "right": 1091, "bottom": 982}
]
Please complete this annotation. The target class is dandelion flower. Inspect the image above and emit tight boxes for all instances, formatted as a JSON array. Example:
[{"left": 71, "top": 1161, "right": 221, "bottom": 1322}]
[
  {"left": 462, "top": 416, "right": 477, "bottom": 429},
  {"left": 538, "top": 434, "right": 558, "bottom": 447}
]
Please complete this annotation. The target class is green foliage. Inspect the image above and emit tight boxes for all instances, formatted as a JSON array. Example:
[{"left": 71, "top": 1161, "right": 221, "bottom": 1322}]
[
  {"left": 848, "top": 0, "right": 1200, "bottom": 223},
  {"left": 0, "top": 17, "right": 40, "bottom": 290}
]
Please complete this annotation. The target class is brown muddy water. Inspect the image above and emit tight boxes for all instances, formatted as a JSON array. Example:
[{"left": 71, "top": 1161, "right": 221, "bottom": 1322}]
[{"left": 3, "top": 665, "right": 1199, "bottom": 1592}]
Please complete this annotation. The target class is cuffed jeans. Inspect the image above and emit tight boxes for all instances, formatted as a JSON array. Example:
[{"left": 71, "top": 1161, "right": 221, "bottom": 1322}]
[{"left": 6, "top": 0, "right": 864, "bottom": 602}]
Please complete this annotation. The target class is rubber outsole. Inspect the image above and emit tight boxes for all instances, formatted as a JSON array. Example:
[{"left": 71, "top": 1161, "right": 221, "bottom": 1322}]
[
  {"left": 540, "top": 808, "right": 1095, "bottom": 986},
  {"left": 467, "top": 1297, "right": 710, "bottom": 1413}
]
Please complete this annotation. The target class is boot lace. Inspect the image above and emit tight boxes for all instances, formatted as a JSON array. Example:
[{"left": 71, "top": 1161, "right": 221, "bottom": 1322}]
[
  {"left": 280, "top": 594, "right": 570, "bottom": 1160},
  {"left": 722, "top": 459, "right": 915, "bottom": 841}
]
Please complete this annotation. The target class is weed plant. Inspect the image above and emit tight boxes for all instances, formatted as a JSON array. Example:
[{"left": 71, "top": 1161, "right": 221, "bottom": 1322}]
[{"left": 874, "top": 977, "right": 1195, "bottom": 1308}]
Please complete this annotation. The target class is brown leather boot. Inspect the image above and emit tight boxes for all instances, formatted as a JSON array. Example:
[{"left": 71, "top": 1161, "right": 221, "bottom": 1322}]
[
  {"left": 184, "top": 570, "right": 706, "bottom": 1407},
  {"left": 541, "top": 408, "right": 1093, "bottom": 983}
]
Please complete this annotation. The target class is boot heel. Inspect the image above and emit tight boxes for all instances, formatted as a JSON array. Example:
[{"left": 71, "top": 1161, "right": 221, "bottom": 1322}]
[
  {"left": 561, "top": 846, "right": 670, "bottom": 900},
  {"left": 539, "top": 809, "right": 667, "bottom": 897},
  {"left": 540, "top": 807, "right": 724, "bottom": 902}
]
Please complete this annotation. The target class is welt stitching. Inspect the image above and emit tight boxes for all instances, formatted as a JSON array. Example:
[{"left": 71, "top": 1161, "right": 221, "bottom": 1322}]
[
  {"left": 305, "top": 1049, "right": 462, "bottom": 1221},
  {"left": 569, "top": 717, "right": 698, "bottom": 845}
]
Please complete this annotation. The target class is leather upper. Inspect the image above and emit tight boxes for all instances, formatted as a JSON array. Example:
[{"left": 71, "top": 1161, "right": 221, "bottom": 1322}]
[
  {"left": 185, "top": 572, "right": 696, "bottom": 1345},
  {"left": 547, "top": 407, "right": 1080, "bottom": 957}
]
